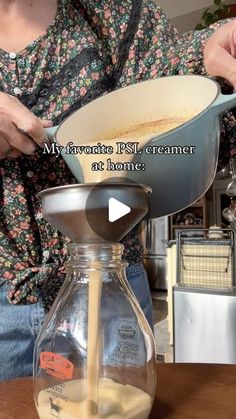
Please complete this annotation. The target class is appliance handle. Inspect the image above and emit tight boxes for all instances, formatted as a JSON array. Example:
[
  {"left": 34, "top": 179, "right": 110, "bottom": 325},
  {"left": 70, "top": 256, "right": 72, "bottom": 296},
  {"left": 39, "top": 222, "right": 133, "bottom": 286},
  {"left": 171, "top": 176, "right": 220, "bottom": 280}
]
[{"left": 146, "top": 220, "right": 152, "bottom": 251}]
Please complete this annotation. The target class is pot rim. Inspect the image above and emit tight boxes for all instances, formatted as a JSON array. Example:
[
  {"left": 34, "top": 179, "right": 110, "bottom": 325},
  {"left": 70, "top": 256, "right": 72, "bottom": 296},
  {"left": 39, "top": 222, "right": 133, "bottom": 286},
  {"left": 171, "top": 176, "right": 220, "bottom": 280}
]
[{"left": 53, "top": 74, "right": 221, "bottom": 145}]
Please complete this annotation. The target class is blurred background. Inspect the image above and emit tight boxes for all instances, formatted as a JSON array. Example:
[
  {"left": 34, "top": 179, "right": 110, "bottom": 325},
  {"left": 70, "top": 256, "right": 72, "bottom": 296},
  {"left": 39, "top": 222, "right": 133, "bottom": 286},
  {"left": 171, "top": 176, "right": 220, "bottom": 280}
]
[{"left": 156, "top": 0, "right": 235, "bottom": 32}]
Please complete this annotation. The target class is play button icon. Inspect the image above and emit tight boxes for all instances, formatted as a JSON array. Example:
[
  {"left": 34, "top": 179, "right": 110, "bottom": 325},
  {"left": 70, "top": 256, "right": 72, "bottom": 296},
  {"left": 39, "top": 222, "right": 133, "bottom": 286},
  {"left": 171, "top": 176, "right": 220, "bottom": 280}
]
[
  {"left": 85, "top": 177, "right": 151, "bottom": 242},
  {"left": 108, "top": 198, "right": 131, "bottom": 222}
]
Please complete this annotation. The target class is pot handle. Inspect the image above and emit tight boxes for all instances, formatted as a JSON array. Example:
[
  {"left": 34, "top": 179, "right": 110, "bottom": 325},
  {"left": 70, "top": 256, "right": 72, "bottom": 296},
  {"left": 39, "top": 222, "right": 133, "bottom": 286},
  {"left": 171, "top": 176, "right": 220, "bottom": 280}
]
[
  {"left": 211, "top": 92, "right": 236, "bottom": 115},
  {"left": 44, "top": 125, "right": 84, "bottom": 182},
  {"left": 44, "top": 126, "right": 58, "bottom": 141}
]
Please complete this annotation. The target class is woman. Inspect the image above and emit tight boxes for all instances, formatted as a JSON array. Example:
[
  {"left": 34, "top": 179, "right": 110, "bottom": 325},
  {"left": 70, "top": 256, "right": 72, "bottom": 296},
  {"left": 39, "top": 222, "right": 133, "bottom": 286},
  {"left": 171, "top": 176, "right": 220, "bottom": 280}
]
[{"left": 0, "top": 0, "right": 235, "bottom": 381}]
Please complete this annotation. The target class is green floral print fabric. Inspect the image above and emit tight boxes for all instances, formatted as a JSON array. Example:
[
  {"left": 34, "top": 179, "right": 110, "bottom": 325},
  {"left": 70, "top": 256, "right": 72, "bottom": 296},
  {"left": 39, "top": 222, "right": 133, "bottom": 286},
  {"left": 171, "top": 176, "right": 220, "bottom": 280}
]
[{"left": 0, "top": 0, "right": 235, "bottom": 309}]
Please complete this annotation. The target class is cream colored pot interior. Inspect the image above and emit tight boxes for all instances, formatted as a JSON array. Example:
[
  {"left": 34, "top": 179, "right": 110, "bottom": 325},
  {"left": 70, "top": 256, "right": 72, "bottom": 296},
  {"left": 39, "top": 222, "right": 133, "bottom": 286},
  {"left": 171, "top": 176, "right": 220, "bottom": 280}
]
[{"left": 56, "top": 76, "right": 218, "bottom": 145}]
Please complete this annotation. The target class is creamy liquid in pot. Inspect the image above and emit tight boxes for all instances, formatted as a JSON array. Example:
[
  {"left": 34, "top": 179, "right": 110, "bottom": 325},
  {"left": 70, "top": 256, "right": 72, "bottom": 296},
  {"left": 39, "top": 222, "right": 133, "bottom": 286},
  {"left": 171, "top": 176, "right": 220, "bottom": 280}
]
[
  {"left": 37, "top": 378, "right": 152, "bottom": 419},
  {"left": 76, "top": 112, "right": 198, "bottom": 182}
]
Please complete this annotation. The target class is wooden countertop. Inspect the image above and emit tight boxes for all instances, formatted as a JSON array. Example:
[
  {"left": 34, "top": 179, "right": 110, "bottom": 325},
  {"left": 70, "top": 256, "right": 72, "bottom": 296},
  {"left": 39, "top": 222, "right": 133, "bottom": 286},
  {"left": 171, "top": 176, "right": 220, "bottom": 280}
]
[{"left": 1, "top": 363, "right": 236, "bottom": 418}]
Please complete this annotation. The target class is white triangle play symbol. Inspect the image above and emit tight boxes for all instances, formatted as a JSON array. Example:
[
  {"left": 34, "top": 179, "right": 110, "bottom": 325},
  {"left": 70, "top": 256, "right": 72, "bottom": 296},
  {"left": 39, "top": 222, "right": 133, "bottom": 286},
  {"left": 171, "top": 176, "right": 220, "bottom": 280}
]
[{"left": 108, "top": 198, "right": 131, "bottom": 223}]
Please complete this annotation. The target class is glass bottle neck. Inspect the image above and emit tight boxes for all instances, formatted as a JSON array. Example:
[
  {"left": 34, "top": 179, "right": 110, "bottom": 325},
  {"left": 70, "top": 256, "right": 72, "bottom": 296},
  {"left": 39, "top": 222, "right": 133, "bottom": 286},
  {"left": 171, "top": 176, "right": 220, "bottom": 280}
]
[{"left": 66, "top": 243, "right": 127, "bottom": 270}]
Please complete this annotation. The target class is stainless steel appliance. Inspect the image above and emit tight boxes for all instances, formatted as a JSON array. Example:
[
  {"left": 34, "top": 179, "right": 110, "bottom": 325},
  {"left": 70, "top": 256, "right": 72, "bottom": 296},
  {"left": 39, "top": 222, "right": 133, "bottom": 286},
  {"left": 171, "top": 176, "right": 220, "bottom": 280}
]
[
  {"left": 174, "top": 230, "right": 236, "bottom": 364},
  {"left": 174, "top": 287, "right": 236, "bottom": 363},
  {"left": 141, "top": 217, "right": 168, "bottom": 290}
]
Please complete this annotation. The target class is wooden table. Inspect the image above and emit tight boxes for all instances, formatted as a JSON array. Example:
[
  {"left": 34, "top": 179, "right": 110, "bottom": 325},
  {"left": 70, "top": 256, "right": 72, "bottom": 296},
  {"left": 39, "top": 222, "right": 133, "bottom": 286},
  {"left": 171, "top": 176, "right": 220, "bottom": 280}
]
[{"left": 1, "top": 363, "right": 236, "bottom": 419}]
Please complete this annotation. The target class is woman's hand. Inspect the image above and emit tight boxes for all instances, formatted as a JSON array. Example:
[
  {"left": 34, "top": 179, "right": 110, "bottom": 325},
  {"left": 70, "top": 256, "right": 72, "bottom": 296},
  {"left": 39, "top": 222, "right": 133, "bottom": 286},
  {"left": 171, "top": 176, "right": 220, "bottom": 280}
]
[
  {"left": 204, "top": 20, "right": 236, "bottom": 89},
  {"left": 0, "top": 92, "right": 52, "bottom": 159}
]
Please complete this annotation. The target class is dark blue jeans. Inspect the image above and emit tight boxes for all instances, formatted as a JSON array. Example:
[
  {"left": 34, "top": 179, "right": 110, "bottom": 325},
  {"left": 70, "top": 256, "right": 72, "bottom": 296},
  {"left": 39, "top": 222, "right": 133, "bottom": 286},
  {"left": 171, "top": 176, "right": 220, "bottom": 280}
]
[{"left": 126, "top": 262, "right": 153, "bottom": 329}]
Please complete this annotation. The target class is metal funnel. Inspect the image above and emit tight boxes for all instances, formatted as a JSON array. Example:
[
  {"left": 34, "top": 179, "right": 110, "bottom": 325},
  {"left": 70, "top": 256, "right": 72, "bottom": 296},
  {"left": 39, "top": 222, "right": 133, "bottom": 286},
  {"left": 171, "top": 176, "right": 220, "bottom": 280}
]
[{"left": 37, "top": 183, "right": 151, "bottom": 243}]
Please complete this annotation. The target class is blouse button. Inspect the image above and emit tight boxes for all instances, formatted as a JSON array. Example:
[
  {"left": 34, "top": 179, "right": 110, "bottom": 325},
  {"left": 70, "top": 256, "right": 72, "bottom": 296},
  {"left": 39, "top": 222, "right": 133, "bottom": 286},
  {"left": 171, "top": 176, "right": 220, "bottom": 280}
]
[
  {"left": 9, "top": 52, "right": 16, "bottom": 60},
  {"left": 13, "top": 86, "right": 22, "bottom": 95},
  {"left": 35, "top": 212, "right": 43, "bottom": 220}
]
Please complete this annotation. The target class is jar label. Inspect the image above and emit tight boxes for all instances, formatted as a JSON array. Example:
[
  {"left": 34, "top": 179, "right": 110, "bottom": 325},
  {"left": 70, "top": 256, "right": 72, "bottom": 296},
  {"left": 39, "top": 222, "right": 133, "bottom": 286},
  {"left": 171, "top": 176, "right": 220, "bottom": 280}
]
[
  {"left": 40, "top": 351, "right": 74, "bottom": 381},
  {"left": 104, "top": 318, "right": 146, "bottom": 366}
]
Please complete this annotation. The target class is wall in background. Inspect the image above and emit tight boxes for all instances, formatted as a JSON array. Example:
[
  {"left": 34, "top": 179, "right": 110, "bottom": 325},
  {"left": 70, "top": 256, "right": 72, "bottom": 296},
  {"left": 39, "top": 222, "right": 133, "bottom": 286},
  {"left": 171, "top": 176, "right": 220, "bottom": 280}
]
[
  {"left": 157, "top": 0, "right": 213, "bottom": 19},
  {"left": 172, "top": 10, "right": 208, "bottom": 32},
  {"left": 155, "top": 0, "right": 231, "bottom": 32}
]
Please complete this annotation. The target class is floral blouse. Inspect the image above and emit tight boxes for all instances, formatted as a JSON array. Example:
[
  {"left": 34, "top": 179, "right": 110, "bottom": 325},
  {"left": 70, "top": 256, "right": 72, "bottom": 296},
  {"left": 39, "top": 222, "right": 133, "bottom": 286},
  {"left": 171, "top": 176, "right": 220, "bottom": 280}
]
[{"left": 0, "top": 0, "right": 235, "bottom": 310}]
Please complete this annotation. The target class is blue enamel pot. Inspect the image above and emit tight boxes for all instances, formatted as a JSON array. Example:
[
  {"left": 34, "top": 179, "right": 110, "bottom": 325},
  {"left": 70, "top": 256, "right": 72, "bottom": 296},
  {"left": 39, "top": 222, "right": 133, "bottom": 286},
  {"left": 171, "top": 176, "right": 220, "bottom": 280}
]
[{"left": 45, "top": 75, "right": 236, "bottom": 218}]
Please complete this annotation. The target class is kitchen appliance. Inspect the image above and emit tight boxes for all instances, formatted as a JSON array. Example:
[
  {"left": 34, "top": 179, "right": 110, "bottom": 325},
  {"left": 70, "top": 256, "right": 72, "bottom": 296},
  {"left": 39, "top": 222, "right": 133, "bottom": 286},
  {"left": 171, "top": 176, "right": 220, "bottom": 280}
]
[
  {"left": 174, "top": 230, "right": 236, "bottom": 363},
  {"left": 174, "top": 288, "right": 236, "bottom": 364},
  {"left": 33, "top": 183, "right": 156, "bottom": 418},
  {"left": 207, "top": 225, "right": 224, "bottom": 239},
  {"left": 141, "top": 217, "right": 169, "bottom": 290},
  {"left": 46, "top": 75, "right": 236, "bottom": 218},
  {"left": 226, "top": 158, "right": 236, "bottom": 197}
]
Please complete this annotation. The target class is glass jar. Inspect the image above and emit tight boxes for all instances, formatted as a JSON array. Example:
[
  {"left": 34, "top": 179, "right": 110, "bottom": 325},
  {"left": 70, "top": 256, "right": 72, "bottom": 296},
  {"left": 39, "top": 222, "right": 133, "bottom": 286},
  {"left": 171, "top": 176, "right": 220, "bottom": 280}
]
[{"left": 33, "top": 243, "right": 156, "bottom": 419}]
